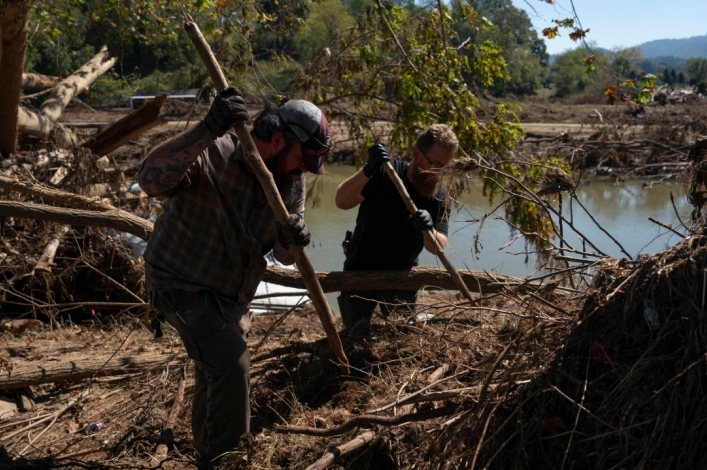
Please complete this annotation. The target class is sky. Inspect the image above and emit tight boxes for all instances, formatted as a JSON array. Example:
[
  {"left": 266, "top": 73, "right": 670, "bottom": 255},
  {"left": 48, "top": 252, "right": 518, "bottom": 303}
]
[{"left": 509, "top": 0, "right": 707, "bottom": 55}]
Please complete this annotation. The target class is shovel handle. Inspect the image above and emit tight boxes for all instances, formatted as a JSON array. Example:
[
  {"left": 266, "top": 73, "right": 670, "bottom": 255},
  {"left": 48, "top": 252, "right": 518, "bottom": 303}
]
[
  {"left": 183, "top": 18, "right": 349, "bottom": 374},
  {"left": 382, "top": 161, "right": 474, "bottom": 302}
]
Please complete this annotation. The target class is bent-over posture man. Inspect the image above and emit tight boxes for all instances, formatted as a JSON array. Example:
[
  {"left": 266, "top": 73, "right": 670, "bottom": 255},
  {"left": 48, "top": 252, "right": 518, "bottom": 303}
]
[
  {"left": 334, "top": 124, "right": 458, "bottom": 329},
  {"left": 138, "top": 88, "right": 331, "bottom": 469}
]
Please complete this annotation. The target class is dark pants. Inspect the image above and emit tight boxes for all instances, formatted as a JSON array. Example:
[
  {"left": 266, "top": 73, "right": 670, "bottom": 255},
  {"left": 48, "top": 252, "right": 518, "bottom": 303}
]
[
  {"left": 153, "top": 289, "right": 250, "bottom": 466},
  {"left": 338, "top": 289, "right": 417, "bottom": 329}
]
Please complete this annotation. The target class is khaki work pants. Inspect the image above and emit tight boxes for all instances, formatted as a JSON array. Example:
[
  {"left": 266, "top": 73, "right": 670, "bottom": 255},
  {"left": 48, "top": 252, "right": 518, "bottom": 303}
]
[{"left": 154, "top": 289, "right": 250, "bottom": 466}]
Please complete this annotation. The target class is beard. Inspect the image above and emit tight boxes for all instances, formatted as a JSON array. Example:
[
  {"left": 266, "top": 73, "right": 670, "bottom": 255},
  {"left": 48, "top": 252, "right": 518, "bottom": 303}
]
[
  {"left": 411, "top": 163, "right": 441, "bottom": 197},
  {"left": 266, "top": 145, "right": 297, "bottom": 176},
  {"left": 266, "top": 145, "right": 304, "bottom": 208}
]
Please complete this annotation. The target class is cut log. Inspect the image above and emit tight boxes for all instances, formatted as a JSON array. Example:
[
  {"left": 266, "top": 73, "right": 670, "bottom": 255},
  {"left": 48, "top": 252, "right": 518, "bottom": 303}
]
[
  {"left": 0, "top": 352, "right": 186, "bottom": 390},
  {"left": 263, "top": 265, "right": 531, "bottom": 294},
  {"left": 17, "top": 107, "right": 78, "bottom": 146},
  {"left": 82, "top": 94, "right": 168, "bottom": 157},
  {"left": 21, "top": 73, "right": 60, "bottom": 91},
  {"left": 0, "top": 0, "right": 32, "bottom": 156},
  {"left": 32, "top": 225, "right": 70, "bottom": 275},
  {"left": 39, "top": 46, "right": 117, "bottom": 122},
  {"left": 0, "top": 200, "right": 153, "bottom": 240}
]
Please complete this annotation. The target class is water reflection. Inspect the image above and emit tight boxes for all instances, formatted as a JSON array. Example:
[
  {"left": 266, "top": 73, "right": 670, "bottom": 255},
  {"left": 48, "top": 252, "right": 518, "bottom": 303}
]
[{"left": 304, "top": 166, "right": 691, "bottom": 307}]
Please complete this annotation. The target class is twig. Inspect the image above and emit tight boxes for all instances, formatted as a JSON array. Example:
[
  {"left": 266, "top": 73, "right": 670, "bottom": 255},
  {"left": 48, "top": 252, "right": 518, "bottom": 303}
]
[
  {"left": 370, "top": 369, "right": 470, "bottom": 413},
  {"left": 305, "top": 431, "right": 376, "bottom": 470},
  {"left": 651, "top": 352, "right": 707, "bottom": 400},
  {"left": 474, "top": 342, "right": 514, "bottom": 415},
  {"left": 669, "top": 191, "right": 690, "bottom": 232},
  {"left": 251, "top": 298, "right": 308, "bottom": 354},
  {"left": 276, "top": 405, "right": 459, "bottom": 437},
  {"left": 154, "top": 366, "right": 187, "bottom": 461},
  {"left": 470, "top": 402, "right": 501, "bottom": 470},
  {"left": 252, "top": 291, "right": 308, "bottom": 300},
  {"left": 647, "top": 217, "right": 686, "bottom": 239},
  {"left": 5, "top": 388, "right": 90, "bottom": 448},
  {"left": 81, "top": 260, "right": 144, "bottom": 302},
  {"left": 571, "top": 194, "right": 633, "bottom": 260},
  {"left": 561, "top": 359, "right": 589, "bottom": 470}
]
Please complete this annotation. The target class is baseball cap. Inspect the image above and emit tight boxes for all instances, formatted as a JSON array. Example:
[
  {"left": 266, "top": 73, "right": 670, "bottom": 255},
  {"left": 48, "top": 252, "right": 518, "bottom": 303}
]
[{"left": 277, "top": 100, "right": 331, "bottom": 175}]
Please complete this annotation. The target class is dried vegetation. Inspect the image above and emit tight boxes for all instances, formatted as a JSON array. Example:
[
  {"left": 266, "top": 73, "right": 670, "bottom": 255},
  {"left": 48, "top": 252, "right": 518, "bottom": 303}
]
[{"left": 1, "top": 100, "right": 707, "bottom": 469}]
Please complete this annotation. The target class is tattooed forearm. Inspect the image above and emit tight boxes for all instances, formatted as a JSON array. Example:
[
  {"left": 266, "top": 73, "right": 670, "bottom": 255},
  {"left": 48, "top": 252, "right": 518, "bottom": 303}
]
[{"left": 138, "top": 122, "right": 215, "bottom": 195}]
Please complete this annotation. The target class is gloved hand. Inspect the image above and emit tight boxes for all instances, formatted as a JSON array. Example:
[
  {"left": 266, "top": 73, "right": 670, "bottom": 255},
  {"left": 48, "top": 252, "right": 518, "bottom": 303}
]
[
  {"left": 409, "top": 209, "right": 433, "bottom": 232},
  {"left": 202, "top": 87, "right": 249, "bottom": 137},
  {"left": 275, "top": 214, "right": 311, "bottom": 249},
  {"left": 363, "top": 143, "right": 390, "bottom": 178}
]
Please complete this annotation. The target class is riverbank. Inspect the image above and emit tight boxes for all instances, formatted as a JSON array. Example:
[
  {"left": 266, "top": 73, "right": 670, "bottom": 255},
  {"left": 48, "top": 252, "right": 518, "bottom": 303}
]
[{"left": 51, "top": 94, "right": 706, "bottom": 179}]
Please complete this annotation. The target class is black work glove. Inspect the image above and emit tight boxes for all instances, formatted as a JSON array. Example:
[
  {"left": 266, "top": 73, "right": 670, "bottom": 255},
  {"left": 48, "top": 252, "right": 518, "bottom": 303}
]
[
  {"left": 202, "top": 87, "right": 249, "bottom": 137},
  {"left": 275, "top": 214, "right": 311, "bottom": 249},
  {"left": 409, "top": 209, "right": 433, "bottom": 232},
  {"left": 363, "top": 143, "right": 390, "bottom": 178}
]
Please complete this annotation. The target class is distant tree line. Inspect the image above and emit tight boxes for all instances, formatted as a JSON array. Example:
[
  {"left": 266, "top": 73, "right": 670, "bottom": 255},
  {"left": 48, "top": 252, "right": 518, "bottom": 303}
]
[{"left": 22, "top": 0, "right": 707, "bottom": 108}]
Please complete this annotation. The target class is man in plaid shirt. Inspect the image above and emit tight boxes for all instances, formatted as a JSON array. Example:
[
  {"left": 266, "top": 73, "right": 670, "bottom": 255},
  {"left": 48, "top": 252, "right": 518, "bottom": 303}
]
[{"left": 138, "top": 88, "right": 331, "bottom": 469}]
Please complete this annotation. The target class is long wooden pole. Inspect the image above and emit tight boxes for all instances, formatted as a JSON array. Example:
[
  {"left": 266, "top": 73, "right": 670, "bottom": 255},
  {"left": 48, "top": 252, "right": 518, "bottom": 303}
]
[
  {"left": 382, "top": 161, "right": 474, "bottom": 302},
  {"left": 183, "top": 17, "right": 349, "bottom": 374}
]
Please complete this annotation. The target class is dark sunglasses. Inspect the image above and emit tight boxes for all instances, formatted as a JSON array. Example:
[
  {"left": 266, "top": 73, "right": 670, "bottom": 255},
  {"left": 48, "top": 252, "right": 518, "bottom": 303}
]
[
  {"left": 285, "top": 121, "right": 332, "bottom": 157},
  {"left": 304, "top": 135, "right": 332, "bottom": 157}
]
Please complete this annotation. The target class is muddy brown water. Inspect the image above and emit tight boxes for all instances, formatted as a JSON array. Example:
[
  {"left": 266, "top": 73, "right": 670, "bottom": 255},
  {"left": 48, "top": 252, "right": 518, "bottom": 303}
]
[{"left": 304, "top": 166, "right": 690, "bottom": 311}]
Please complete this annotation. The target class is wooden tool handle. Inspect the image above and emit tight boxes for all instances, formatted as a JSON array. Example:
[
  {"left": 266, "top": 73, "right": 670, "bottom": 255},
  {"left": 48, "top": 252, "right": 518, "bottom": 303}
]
[
  {"left": 184, "top": 18, "right": 349, "bottom": 374},
  {"left": 382, "top": 161, "right": 474, "bottom": 302}
]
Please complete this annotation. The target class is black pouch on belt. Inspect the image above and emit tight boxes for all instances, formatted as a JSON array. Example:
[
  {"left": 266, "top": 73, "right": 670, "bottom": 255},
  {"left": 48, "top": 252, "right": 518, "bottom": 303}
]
[
  {"left": 145, "top": 291, "right": 163, "bottom": 340},
  {"left": 342, "top": 230, "right": 353, "bottom": 256}
]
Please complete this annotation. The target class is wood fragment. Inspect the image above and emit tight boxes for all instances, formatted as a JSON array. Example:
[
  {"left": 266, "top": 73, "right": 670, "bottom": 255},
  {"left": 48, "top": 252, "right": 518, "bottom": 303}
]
[
  {"left": 427, "top": 364, "right": 449, "bottom": 384},
  {"left": 16, "top": 390, "right": 35, "bottom": 412},
  {"left": 82, "top": 94, "right": 168, "bottom": 156},
  {"left": 32, "top": 225, "right": 70, "bottom": 275},
  {"left": 305, "top": 431, "right": 376, "bottom": 470}
]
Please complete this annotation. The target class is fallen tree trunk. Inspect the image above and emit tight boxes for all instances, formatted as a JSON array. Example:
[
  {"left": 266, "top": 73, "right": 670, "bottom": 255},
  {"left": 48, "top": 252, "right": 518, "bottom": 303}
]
[
  {"left": 17, "top": 107, "right": 78, "bottom": 146},
  {"left": 0, "top": 352, "right": 186, "bottom": 390},
  {"left": 0, "top": 200, "right": 153, "bottom": 240},
  {"left": 39, "top": 46, "right": 117, "bottom": 122},
  {"left": 0, "top": 198, "right": 540, "bottom": 294},
  {"left": 82, "top": 94, "right": 168, "bottom": 156},
  {"left": 263, "top": 265, "right": 530, "bottom": 294},
  {"left": 0, "top": 175, "right": 116, "bottom": 211},
  {"left": 0, "top": 0, "right": 32, "bottom": 156},
  {"left": 21, "top": 73, "right": 60, "bottom": 91}
]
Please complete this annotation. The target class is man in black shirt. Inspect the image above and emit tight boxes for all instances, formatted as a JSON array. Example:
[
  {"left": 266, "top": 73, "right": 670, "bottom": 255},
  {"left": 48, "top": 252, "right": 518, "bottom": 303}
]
[{"left": 334, "top": 124, "right": 458, "bottom": 328}]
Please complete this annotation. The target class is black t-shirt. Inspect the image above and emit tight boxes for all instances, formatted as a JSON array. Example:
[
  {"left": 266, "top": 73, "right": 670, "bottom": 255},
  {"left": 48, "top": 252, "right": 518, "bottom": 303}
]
[{"left": 344, "top": 159, "right": 449, "bottom": 271}]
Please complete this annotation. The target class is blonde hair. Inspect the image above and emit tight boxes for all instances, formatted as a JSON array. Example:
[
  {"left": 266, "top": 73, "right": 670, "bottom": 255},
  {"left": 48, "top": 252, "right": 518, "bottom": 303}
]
[{"left": 415, "top": 124, "right": 459, "bottom": 155}]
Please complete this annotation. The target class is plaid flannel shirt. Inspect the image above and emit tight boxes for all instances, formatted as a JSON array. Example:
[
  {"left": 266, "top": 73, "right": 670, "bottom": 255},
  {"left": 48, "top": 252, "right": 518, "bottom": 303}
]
[{"left": 144, "top": 132, "right": 305, "bottom": 321}]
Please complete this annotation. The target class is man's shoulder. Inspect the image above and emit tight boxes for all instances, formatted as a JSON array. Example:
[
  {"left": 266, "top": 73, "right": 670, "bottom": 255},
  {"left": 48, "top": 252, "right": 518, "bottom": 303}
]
[{"left": 210, "top": 131, "right": 241, "bottom": 159}]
